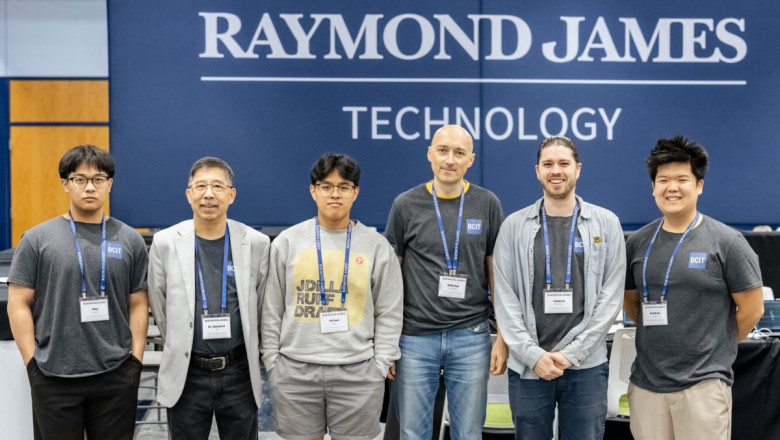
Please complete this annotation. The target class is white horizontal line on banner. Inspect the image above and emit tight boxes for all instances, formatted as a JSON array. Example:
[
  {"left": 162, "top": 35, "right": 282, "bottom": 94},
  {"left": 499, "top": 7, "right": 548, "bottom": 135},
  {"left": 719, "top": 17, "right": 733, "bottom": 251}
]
[{"left": 200, "top": 76, "right": 746, "bottom": 86}]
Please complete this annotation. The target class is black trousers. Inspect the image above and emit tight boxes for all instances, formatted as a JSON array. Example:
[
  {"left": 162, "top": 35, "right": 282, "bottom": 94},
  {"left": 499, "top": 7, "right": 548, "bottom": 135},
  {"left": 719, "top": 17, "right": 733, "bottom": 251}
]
[
  {"left": 28, "top": 355, "right": 143, "bottom": 440},
  {"left": 167, "top": 352, "right": 258, "bottom": 440}
]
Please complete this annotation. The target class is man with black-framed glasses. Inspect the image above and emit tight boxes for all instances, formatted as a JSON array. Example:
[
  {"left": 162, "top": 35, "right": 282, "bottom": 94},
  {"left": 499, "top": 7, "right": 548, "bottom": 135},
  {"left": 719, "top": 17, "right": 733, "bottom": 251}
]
[
  {"left": 147, "top": 156, "right": 270, "bottom": 439},
  {"left": 7, "top": 144, "right": 149, "bottom": 440},
  {"left": 261, "top": 152, "right": 403, "bottom": 440}
]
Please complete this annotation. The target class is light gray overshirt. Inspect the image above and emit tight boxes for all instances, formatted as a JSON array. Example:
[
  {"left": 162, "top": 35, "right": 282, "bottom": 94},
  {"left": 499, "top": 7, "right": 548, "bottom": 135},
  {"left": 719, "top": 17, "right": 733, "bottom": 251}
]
[{"left": 493, "top": 196, "right": 626, "bottom": 379}]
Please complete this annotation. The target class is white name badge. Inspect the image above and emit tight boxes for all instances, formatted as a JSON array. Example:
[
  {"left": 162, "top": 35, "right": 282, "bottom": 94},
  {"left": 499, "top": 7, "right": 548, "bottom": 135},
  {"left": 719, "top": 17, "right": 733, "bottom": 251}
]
[
  {"left": 642, "top": 302, "right": 669, "bottom": 326},
  {"left": 320, "top": 310, "right": 349, "bottom": 334},
  {"left": 544, "top": 290, "right": 573, "bottom": 314},
  {"left": 438, "top": 274, "right": 467, "bottom": 299},
  {"left": 202, "top": 315, "right": 232, "bottom": 339},
  {"left": 80, "top": 297, "right": 109, "bottom": 323}
]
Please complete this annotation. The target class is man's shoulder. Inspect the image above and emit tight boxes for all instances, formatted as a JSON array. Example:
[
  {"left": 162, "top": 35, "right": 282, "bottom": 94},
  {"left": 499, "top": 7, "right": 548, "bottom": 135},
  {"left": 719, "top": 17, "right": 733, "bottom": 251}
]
[
  {"left": 700, "top": 215, "right": 741, "bottom": 237},
  {"left": 392, "top": 183, "right": 427, "bottom": 205},
  {"left": 354, "top": 222, "right": 392, "bottom": 246},
  {"left": 466, "top": 183, "right": 496, "bottom": 197},
  {"left": 108, "top": 217, "right": 145, "bottom": 240},
  {"left": 227, "top": 219, "right": 270, "bottom": 246},
  {"left": 153, "top": 220, "right": 192, "bottom": 242},
  {"left": 580, "top": 201, "right": 621, "bottom": 225},
  {"left": 625, "top": 220, "right": 661, "bottom": 249},
  {"left": 21, "top": 216, "right": 66, "bottom": 239},
  {"left": 504, "top": 202, "right": 539, "bottom": 226},
  {"left": 274, "top": 219, "right": 314, "bottom": 243},
  {"left": 698, "top": 216, "right": 749, "bottom": 252},
  {"left": 466, "top": 183, "right": 500, "bottom": 204}
]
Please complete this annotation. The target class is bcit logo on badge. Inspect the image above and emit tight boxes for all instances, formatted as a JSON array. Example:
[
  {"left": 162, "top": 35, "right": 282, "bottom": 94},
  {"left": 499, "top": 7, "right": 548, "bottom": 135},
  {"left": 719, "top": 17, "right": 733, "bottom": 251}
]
[
  {"left": 574, "top": 237, "right": 584, "bottom": 253},
  {"left": 107, "top": 242, "right": 123, "bottom": 259},
  {"left": 689, "top": 252, "right": 707, "bottom": 269},
  {"left": 227, "top": 261, "right": 235, "bottom": 276},
  {"left": 466, "top": 219, "right": 482, "bottom": 235}
]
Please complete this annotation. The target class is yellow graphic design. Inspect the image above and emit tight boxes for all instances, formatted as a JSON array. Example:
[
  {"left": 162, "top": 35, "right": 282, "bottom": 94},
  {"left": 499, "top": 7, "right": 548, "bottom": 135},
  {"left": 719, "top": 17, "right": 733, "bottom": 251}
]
[{"left": 291, "top": 249, "right": 369, "bottom": 325}]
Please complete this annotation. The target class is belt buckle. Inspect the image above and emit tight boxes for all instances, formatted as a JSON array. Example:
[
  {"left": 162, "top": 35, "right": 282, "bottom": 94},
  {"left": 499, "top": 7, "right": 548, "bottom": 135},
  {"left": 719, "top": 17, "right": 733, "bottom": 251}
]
[{"left": 211, "top": 356, "right": 227, "bottom": 371}]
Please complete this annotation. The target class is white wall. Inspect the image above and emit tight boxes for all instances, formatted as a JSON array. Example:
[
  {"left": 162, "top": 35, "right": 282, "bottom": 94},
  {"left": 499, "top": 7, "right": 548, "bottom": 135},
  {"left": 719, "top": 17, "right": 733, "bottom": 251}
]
[{"left": 0, "top": 0, "right": 107, "bottom": 77}]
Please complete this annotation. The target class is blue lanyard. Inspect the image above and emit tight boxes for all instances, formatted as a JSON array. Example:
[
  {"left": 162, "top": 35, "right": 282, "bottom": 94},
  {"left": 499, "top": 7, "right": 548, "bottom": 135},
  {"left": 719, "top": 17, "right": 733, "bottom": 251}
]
[
  {"left": 541, "top": 201, "right": 579, "bottom": 290},
  {"left": 68, "top": 212, "right": 106, "bottom": 298},
  {"left": 315, "top": 217, "right": 352, "bottom": 306},
  {"left": 641, "top": 212, "right": 700, "bottom": 303},
  {"left": 431, "top": 183, "right": 465, "bottom": 275},
  {"left": 194, "top": 226, "right": 230, "bottom": 316}
]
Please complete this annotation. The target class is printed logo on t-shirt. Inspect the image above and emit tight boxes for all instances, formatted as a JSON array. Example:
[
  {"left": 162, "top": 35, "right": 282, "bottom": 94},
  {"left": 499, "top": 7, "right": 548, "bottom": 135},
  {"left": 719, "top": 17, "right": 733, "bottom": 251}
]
[
  {"left": 466, "top": 219, "right": 482, "bottom": 235},
  {"left": 574, "top": 237, "right": 584, "bottom": 253},
  {"left": 107, "top": 242, "right": 123, "bottom": 259},
  {"left": 227, "top": 261, "right": 235, "bottom": 277},
  {"left": 688, "top": 252, "right": 707, "bottom": 269}
]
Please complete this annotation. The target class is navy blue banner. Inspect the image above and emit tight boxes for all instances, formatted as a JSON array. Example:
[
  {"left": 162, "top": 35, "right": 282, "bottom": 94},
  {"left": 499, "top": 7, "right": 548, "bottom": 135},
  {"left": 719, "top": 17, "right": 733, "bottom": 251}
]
[{"left": 108, "top": 1, "right": 780, "bottom": 229}]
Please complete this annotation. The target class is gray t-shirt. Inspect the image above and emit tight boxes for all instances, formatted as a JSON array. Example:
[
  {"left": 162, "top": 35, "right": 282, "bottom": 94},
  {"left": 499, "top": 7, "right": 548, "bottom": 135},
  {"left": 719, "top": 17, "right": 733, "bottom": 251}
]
[
  {"left": 192, "top": 235, "right": 243, "bottom": 355},
  {"left": 384, "top": 182, "right": 504, "bottom": 335},
  {"left": 625, "top": 216, "right": 762, "bottom": 392},
  {"left": 532, "top": 214, "right": 585, "bottom": 352},
  {"left": 8, "top": 216, "right": 148, "bottom": 377}
]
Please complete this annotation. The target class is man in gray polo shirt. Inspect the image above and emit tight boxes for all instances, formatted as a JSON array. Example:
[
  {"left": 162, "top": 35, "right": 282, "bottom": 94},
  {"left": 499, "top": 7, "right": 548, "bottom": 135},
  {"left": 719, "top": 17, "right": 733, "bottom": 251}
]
[
  {"left": 493, "top": 136, "right": 625, "bottom": 440},
  {"left": 624, "top": 136, "right": 764, "bottom": 440},
  {"left": 7, "top": 145, "right": 148, "bottom": 440}
]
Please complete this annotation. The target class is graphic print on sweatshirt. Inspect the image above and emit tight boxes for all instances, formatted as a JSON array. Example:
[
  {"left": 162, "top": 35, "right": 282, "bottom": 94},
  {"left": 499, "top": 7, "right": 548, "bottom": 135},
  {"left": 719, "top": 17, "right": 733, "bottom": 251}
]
[{"left": 291, "top": 249, "right": 369, "bottom": 325}]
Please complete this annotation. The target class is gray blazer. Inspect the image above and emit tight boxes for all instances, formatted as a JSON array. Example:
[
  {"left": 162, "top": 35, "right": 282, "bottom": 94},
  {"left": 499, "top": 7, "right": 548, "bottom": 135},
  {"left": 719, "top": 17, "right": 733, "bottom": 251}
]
[{"left": 148, "top": 219, "right": 270, "bottom": 407}]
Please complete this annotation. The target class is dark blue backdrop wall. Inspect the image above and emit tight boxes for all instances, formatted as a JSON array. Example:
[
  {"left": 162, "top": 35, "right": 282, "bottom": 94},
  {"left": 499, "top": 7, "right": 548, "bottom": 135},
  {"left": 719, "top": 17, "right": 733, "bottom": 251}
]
[{"left": 108, "top": 1, "right": 780, "bottom": 230}]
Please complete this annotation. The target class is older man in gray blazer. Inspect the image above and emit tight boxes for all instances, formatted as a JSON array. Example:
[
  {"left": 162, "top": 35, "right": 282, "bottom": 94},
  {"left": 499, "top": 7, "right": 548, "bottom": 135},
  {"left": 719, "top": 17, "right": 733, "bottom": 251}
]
[{"left": 148, "top": 157, "right": 270, "bottom": 440}]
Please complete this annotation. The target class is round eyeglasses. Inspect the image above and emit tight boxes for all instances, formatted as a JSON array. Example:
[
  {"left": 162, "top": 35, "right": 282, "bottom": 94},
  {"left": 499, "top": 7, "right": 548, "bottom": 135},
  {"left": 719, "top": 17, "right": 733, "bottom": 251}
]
[
  {"left": 314, "top": 183, "right": 356, "bottom": 196},
  {"left": 67, "top": 176, "right": 110, "bottom": 189},
  {"left": 188, "top": 183, "right": 233, "bottom": 194}
]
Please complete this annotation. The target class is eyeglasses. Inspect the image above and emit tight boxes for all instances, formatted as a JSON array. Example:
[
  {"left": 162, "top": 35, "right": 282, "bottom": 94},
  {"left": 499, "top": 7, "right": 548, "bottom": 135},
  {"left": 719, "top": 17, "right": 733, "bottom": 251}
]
[
  {"left": 188, "top": 183, "right": 233, "bottom": 194},
  {"left": 67, "top": 176, "right": 110, "bottom": 189},
  {"left": 315, "top": 183, "right": 356, "bottom": 196}
]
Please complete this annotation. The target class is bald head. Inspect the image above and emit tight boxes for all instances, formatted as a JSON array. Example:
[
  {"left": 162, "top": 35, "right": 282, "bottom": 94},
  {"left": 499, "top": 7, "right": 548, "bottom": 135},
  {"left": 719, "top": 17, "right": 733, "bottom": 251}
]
[
  {"left": 431, "top": 125, "right": 474, "bottom": 154},
  {"left": 427, "top": 125, "right": 475, "bottom": 195}
]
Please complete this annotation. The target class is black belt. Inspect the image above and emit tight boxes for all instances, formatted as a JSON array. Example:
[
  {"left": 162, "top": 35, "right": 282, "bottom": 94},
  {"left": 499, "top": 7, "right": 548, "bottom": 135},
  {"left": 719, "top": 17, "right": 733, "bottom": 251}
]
[{"left": 190, "top": 344, "right": 246, "bottom": 372}]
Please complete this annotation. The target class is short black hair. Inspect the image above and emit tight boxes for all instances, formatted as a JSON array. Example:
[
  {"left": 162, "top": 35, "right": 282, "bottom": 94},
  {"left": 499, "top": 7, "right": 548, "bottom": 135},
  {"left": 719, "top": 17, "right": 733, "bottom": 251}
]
[
  {"left": 537, "top": 136, "right": 579, "bottom": 163},
  {"left": 189, "top": 157, "right": 235, "bottom": 186},
  {"left": 310, "top": 153, "right": 361, "bottom": 186},
  {"left": 58, "top": 145, "right": 115, "bottom": 179},
  {"left": 646, "top": 136, "right": 708, "bottom": 181}
]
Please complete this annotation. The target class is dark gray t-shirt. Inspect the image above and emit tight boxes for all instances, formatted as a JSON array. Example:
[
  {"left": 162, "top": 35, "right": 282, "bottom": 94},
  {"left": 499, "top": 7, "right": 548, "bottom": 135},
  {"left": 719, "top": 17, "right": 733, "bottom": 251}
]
[
  {"left": 384, "top": 182, "right": 504, "bottom": 335},
  {"left": 532, "top": 214, "right": 585, "bottom": 352},
  {"left": 8, "top": 216, "right": 148, "bottom": 377},
  {"left": 625, "top": 216, "right": 762, "bottom": 392},
  {"left": 192, "top": 235, "right": 243, "bottom": 355}
]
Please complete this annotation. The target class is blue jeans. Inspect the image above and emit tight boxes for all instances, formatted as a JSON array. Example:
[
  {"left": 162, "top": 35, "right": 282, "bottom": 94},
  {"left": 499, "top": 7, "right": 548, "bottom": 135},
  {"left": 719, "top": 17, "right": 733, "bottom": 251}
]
[
  {"left": 393, "top": 322, "right": 491, "bottom": 440},
  {"left": 508, "top": 362, "right": 608, "bottom": 440},
  {"left": 167, "top": 353, "right": 258, "bottom": 440}
]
